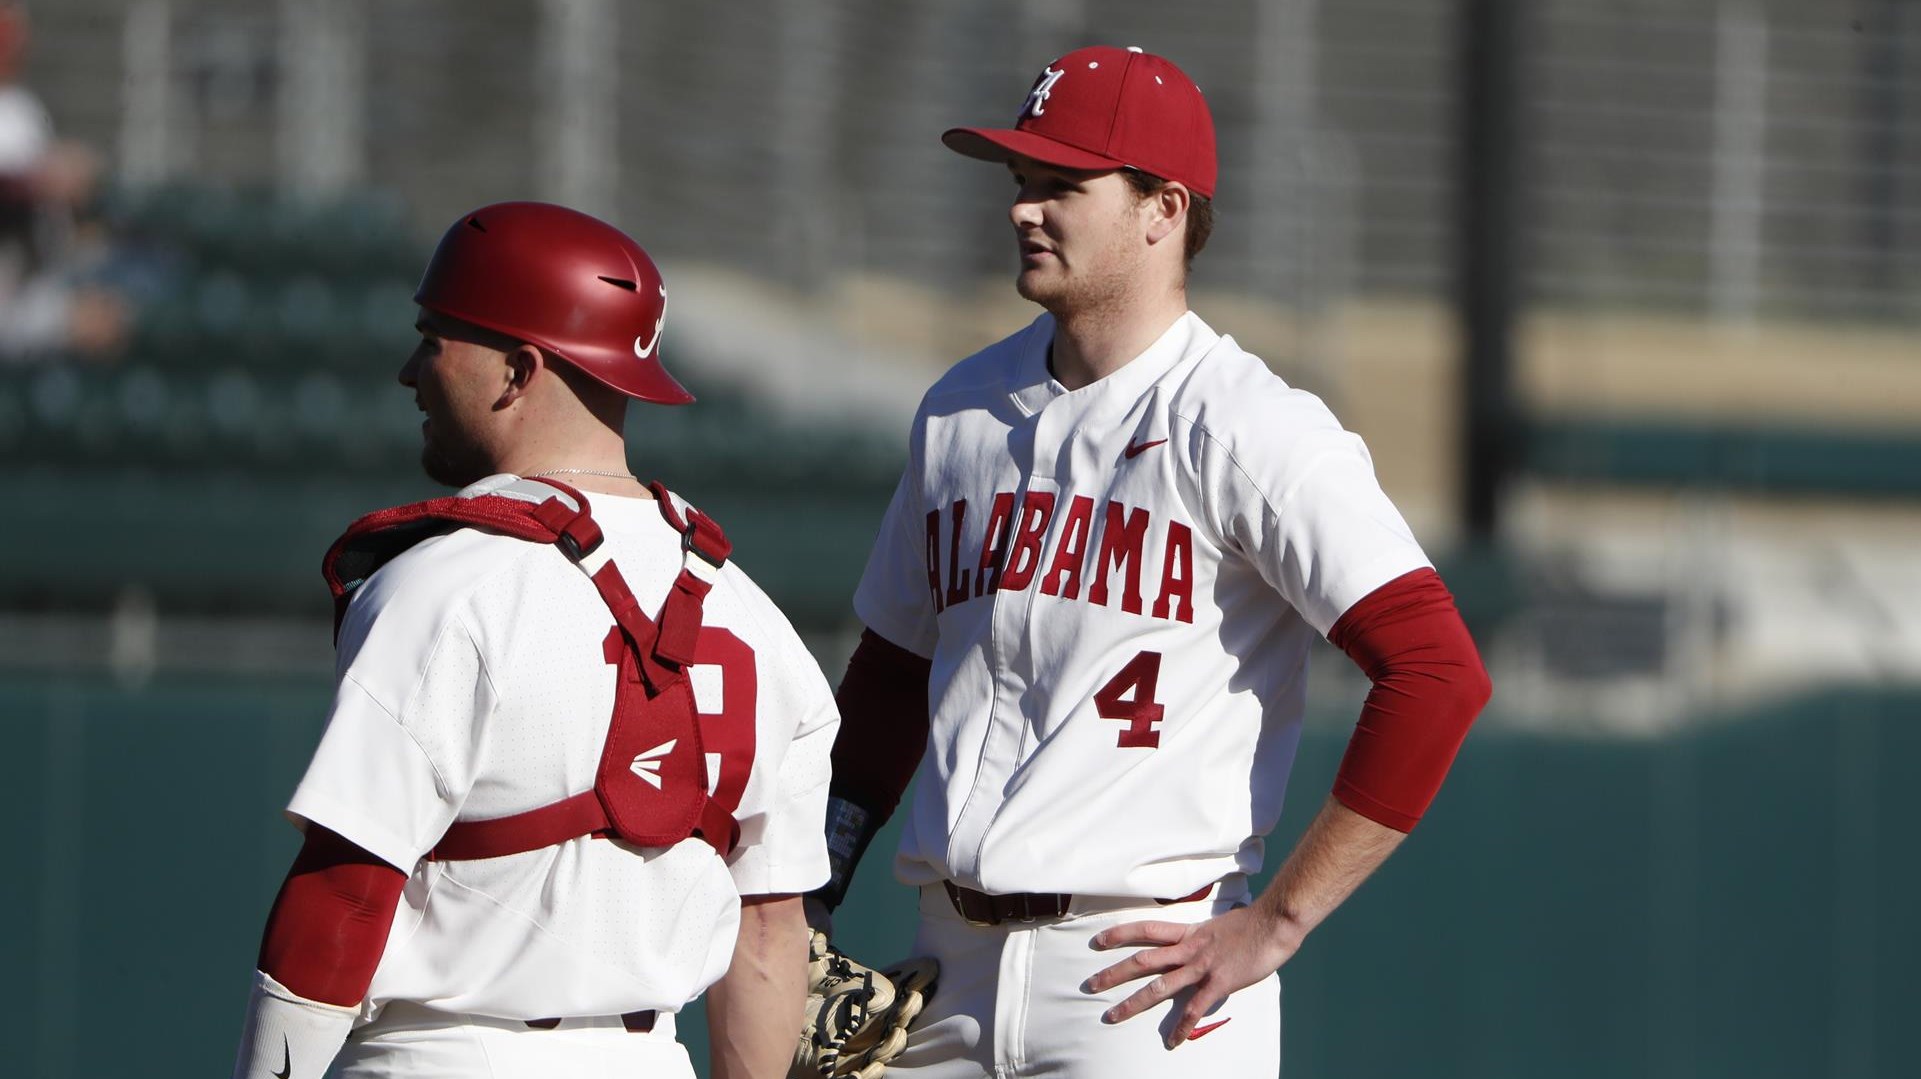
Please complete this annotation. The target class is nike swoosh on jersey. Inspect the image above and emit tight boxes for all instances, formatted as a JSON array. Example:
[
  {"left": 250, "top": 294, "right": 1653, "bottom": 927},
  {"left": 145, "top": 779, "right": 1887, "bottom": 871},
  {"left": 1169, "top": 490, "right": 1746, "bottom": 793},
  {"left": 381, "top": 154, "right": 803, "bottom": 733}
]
[
  {"left": 1187, "top": 1017, "right": 1232, "bottom": 1041},
  {"left": 273, "top": 1035, "right": 292, "bottom": 1078},
  {"left": 1123, "top": 438, "right": 1167, "bottom": 459}
]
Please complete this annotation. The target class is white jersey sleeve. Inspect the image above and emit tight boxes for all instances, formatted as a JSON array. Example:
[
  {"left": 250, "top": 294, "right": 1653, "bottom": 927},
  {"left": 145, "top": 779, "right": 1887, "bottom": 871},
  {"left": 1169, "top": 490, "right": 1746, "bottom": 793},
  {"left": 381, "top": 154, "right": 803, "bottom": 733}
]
[
  {"left": 287, "top": 533, "right": 504, "bottom": 870},
  {"left": 1180, "top": 370, "right": 1430, "bottom": 637},
  {"left": 853, "top": 454, "right": 940, "bottom": 658},
  {"left": 723, "top": 690, "right": 835, "bottom": 895},
  {"left": 714, "top": 570, "right": 839, "bottom": 896}
]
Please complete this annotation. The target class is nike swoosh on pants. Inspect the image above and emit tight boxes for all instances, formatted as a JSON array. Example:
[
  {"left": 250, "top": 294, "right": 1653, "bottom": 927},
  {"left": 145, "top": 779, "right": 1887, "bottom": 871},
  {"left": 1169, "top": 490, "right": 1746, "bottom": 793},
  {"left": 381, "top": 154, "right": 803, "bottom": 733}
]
[{"left": 1188, "top": 1017, "right": 1232, "bottom": 1041}]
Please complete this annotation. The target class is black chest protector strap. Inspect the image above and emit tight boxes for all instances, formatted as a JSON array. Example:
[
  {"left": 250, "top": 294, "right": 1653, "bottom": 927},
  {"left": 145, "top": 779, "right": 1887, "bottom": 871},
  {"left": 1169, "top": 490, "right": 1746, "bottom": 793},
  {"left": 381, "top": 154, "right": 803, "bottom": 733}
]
[{"left": 321, "top": 476, "right": 740, "bottom": 860}]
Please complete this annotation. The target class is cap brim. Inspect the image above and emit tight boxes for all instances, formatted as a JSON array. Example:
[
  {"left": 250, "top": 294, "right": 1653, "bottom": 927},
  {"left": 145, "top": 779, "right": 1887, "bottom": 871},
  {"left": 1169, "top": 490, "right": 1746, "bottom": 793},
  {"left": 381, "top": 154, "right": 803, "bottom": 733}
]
[{"left": 942, "top": 127, "right": 1126, "bottom": 174}]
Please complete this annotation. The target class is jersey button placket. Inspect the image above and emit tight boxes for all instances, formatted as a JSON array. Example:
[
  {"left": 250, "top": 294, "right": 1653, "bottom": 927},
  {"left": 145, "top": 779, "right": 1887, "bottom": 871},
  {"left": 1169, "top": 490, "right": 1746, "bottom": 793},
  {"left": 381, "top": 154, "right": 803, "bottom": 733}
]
[{"left": 955, "top": 395, "right": 1073, "bottom": 880}]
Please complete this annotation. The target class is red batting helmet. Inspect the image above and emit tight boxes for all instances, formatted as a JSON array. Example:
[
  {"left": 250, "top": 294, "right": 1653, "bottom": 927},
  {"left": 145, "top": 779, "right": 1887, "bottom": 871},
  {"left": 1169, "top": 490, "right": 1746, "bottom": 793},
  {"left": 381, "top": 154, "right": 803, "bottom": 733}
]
[{"left": 413, "top": 201, "right": 694, "bottom": 405}]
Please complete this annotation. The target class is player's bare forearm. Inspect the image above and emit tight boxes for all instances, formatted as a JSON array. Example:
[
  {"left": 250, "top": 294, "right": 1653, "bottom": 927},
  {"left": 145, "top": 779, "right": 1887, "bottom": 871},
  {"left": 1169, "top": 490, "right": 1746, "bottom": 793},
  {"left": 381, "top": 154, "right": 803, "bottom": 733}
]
[
  {"left": 1256, "top": 794, "right": 1406, "bottom": 944},
  {"left": 708, "top": 893, "right": 809, "bottom": 1079},
  {"left": 1086, "top": 796, "right": 1404, "bottom": 1048}
]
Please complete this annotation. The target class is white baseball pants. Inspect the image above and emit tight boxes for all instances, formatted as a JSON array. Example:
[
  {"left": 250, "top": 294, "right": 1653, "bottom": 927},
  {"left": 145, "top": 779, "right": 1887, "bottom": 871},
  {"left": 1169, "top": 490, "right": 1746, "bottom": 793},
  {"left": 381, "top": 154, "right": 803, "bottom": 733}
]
[
  {"left": 327, "top": 1003, "right": 693, "bottom": 1078},
  {"left": 885, "top": 880, "right": 1281, "bottom": 1079}
]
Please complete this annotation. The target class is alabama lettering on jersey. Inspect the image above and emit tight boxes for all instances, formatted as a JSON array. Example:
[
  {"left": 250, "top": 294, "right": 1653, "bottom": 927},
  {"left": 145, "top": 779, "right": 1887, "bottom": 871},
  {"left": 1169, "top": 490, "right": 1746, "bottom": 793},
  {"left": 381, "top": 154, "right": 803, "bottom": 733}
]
[
  {"left": 288, "top": 486, "right": 837, "bottom": 1024},
  {"left": 855, "top": 312, "right": 1431, "bottom": 900},
  {"left": 919, "top": 481, "right": 1198, "bottom": 626}
]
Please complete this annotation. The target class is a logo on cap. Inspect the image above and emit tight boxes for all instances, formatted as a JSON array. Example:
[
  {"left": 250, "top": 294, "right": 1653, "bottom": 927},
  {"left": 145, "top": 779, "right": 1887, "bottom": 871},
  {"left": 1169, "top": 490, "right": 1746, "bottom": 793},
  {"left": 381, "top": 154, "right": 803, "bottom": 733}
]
[{"left": 1022, "top": 66, "right": 1065, "bottom": 119}]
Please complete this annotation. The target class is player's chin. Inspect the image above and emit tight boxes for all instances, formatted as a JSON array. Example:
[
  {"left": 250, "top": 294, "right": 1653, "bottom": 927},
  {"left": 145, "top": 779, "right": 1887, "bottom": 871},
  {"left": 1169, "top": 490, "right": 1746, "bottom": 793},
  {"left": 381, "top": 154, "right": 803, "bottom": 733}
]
[
  {"left": 419, "top": 442, "right": 488, "bottom": 489},
  {"left": 1014, "top": 267, "right": 1064, "bottom": 305}
]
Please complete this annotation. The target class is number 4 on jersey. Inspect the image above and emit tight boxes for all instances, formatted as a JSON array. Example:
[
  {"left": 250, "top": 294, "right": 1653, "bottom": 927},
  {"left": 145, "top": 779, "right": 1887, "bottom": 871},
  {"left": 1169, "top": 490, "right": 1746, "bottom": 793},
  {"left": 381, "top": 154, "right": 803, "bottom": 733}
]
[{"left": 1094, "top": 650, "right": 1165, "bottom": 748}]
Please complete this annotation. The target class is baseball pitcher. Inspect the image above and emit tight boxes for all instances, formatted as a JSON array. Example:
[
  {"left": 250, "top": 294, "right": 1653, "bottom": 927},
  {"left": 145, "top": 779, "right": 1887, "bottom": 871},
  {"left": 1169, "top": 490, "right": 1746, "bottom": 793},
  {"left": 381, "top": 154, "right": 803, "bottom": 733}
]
[{"left": 811, "top": 46, "right": 1493, "bottom": 1078}]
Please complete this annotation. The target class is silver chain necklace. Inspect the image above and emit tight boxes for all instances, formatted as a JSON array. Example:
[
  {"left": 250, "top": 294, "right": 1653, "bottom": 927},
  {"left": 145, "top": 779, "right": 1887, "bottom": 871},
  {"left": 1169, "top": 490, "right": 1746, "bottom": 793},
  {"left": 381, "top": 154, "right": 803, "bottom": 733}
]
[{"left": 525, "top": 468, "right": 638, "bottom": 481}]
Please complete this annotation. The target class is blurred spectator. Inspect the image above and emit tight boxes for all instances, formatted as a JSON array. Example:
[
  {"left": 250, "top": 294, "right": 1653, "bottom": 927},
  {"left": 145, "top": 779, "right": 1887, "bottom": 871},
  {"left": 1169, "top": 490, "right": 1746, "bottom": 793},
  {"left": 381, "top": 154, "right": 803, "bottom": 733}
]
[{"left": 0, "top": 1, "right": 127, "bottom": 362}]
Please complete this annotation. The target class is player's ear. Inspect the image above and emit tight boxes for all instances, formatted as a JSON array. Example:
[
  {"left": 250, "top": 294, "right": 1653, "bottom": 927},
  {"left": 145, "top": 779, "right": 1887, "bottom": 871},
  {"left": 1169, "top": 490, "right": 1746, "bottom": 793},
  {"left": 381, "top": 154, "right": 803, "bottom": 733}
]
[
  {"left": 497, "top": 343, "right": 545, "bottom": 407},
  {"left": 1144, "top": 182, "right": 1190, "bottom": 248}
]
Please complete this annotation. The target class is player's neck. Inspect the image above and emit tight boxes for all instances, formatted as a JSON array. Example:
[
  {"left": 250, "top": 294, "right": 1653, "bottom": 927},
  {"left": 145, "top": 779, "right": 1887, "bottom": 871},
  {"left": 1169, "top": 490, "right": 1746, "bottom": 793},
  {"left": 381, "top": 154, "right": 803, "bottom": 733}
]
[
  {"left": 498, "top": 438, "right": 646, "bottom": 496},
  {"left": 1047, "top": 290, "right": 1189, "bottom": 391}
]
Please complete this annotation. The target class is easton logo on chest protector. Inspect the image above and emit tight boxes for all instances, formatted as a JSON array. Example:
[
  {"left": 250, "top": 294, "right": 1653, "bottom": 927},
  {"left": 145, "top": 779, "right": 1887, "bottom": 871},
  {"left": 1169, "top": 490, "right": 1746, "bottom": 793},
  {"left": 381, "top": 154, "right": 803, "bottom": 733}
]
[
  {"left": 629, "top": 740, "right": 677, "bottom": 788},
  {"left": 321, "top": 476, "right": 741, "bottom": 860}
]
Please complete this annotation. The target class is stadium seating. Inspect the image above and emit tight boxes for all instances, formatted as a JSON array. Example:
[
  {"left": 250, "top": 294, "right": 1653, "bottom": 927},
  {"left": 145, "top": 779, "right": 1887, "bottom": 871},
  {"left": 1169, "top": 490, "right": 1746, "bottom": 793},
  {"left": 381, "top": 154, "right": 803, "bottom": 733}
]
[{"left": 13, "top": 184, "right": 903, "bottom": 623}]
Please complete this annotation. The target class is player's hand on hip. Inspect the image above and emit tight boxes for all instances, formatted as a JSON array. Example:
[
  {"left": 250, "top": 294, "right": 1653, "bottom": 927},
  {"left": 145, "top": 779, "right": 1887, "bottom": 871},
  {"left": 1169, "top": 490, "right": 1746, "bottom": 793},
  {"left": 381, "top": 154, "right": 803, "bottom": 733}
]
[{"left": 1083, "top": 904, "right": 1298, "bottom": 1049}]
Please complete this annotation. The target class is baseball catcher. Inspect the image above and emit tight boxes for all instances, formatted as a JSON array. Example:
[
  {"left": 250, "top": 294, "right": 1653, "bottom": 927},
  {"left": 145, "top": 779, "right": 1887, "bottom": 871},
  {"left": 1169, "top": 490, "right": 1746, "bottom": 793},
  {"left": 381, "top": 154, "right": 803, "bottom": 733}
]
[{"left": 229, "top": 202, "right": 840, "bottom": 1079}]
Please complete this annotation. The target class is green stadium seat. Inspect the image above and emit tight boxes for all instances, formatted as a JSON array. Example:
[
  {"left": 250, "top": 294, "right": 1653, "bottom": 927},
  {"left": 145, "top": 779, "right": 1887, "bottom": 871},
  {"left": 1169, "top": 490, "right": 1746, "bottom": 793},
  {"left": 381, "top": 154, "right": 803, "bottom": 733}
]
[
  {"left": 274, "top": 276, "right": 342, "bottom": 350},
  {"left": 193, "top": 271, "right": 252, "bottom": 344},
  {"left": 128, "top": 289, "right": 203, "bottom": 369}
]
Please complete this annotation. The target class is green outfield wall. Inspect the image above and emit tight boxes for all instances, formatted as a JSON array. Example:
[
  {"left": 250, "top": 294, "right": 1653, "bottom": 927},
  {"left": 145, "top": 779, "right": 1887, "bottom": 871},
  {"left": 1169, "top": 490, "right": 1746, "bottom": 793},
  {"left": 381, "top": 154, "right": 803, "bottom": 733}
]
[{"left": 2, "top": 674, "right": 1912, "bottom": 1079}]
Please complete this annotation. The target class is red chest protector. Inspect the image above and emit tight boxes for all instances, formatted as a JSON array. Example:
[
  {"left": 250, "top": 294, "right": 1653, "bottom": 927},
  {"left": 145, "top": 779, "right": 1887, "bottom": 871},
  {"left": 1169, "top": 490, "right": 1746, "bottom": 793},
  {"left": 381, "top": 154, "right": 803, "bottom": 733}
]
[{"left": 321, "top": 476, "right": 741, "bottom": 861}]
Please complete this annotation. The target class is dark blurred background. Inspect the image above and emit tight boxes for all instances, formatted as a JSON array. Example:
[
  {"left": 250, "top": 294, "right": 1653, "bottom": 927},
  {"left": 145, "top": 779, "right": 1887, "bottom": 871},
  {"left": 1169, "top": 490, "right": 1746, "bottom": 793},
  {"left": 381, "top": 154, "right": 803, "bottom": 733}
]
[{"left": 3, "top": 1, "right": 1917, "bottom": 1076}]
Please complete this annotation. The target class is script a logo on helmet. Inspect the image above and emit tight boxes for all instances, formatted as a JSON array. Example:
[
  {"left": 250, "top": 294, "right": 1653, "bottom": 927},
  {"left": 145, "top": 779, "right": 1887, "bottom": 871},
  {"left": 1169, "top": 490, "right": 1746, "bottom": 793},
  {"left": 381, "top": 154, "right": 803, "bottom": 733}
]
[
  {"left": 630, "top": 738, "right": 677, "bottom": 789},
  {"left": 633, "top": 284, "right": 668, "bottom": 359},
  {"left": 1022, "top": 65, "right": 1065, "bottom": 119}
]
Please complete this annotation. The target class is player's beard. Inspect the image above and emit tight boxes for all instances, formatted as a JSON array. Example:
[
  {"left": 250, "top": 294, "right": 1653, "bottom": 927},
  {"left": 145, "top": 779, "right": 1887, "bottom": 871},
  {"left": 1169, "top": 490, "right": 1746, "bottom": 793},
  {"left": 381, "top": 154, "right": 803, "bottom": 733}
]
[
  {"left": 1017, "top": 259, "right": 1134, "bottom": 313},
  {"left": 1015, "top": 221, "right": 1145, "bottom": 318},
  {"left": 418, "top": 419, "right": 493, "bottom": 489}
]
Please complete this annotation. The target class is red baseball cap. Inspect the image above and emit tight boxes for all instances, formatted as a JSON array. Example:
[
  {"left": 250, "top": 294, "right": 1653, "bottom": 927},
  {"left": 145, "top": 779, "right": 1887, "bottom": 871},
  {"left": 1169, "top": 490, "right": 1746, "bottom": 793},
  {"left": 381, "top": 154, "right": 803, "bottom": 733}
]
[{"left": 943, "top": 46, "right": 1217, "bottom": 199}]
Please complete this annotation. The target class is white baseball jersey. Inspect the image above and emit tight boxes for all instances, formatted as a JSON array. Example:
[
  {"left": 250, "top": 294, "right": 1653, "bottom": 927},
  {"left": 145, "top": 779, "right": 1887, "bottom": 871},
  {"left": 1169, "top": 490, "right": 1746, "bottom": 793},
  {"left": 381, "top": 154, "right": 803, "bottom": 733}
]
[
  {"left": 855, "top": 311, "right": 1430, "bottom": 900},
  {"left": 288, "top": 484, "right": 837, "bottom": 1023}
]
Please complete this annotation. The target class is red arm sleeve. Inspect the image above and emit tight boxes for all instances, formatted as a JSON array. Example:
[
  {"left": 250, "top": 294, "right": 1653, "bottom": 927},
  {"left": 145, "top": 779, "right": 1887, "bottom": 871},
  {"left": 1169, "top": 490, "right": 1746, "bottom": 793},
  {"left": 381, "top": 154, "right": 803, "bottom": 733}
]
[
  {"left": 256, "top": 825, "right": 407, "bottom": 1007},
  {"left": 1326, "top": 568, "right": 1493, "bottom": 833},
  {"left": 828, "top": 628, "right": 933, "bottom": 820}
]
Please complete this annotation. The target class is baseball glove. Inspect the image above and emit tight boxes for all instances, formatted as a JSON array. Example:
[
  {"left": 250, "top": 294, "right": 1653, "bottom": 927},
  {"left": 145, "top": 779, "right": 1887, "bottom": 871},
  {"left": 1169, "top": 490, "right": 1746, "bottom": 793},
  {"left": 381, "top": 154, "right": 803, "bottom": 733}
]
[{"left": 791, "top": 929, "right": 939, "bottom": 1079}]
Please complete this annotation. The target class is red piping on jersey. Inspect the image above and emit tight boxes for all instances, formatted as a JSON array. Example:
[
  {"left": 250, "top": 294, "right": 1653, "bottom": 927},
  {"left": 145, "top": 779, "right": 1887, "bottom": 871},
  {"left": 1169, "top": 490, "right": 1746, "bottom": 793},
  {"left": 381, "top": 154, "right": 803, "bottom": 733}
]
[
  {"left": 829, "top": 629, "right": 933, "bottom": 820},
  {"left": 1326, "top": 568, "right": 1492, "bottom": 833},
  {"left": 257, "top": 825, "right": 406, "bottom": 1007}
]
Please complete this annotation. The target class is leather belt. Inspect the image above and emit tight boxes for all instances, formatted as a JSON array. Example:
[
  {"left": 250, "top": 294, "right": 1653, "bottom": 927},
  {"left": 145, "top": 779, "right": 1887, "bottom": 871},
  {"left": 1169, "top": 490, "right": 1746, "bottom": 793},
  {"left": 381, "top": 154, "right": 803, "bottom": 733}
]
[
  {"left": 943, "top": 881, "right": 1072, "bottom": 925},
  {"left": 524, "top": 1009, "right": 657, "bottom": 1033},
  {"left": 942, "top": 881, "right": 1215, "bottom": 926}
]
